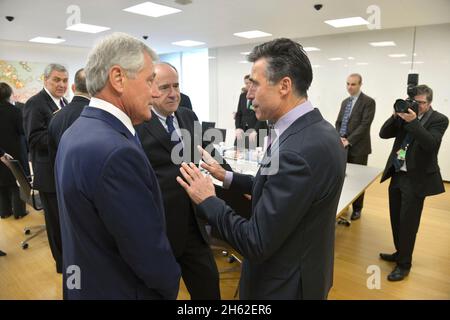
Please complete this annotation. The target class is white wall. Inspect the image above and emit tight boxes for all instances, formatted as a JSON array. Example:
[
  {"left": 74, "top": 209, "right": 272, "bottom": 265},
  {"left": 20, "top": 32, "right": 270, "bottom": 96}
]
[
  {"left": 160, "top": 49, "right": 210, "bottom": 122},
  {"left": 0, "top": 40, "right": 90, "bottom": 100},
  {"left": 209, "top": 24, "right": 450, "bottom": 180}
]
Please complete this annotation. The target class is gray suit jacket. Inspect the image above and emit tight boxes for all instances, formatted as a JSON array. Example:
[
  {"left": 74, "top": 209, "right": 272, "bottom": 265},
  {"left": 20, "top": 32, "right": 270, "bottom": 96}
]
[
  {"left": 335, "top": 92, "right": 376, "bottom": 157},
  {"left": 198, "top": 109, "right": 346, "bottom": 299}
]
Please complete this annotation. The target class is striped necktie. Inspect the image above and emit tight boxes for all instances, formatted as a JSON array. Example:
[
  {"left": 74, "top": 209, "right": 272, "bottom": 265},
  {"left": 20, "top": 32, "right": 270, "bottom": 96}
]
[{"left": 339, "top": 97, "right": 353, "bottom": 137}]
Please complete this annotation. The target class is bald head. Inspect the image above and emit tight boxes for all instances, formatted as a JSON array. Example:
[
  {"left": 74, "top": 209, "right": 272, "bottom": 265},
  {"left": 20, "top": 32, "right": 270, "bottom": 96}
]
[
  {"left": 152, "top": 63, "right": 181, "bottom": 116},
  {"left": 346, "top": 73, "right": 362, "bottom": 96},
  {"left": 72, "top": 68, "right": 89, "bottom": 96}
]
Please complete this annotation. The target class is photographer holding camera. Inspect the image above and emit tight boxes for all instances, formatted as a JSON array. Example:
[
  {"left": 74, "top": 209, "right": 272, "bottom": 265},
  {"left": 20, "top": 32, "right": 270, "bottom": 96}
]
[{"left": 379, "top": 84, "right": 448, "bottom": 281}]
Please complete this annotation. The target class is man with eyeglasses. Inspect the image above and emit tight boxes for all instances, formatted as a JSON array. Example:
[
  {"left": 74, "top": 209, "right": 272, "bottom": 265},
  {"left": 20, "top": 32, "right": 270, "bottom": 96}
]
[
  {"left": 379, "top": 84, "right": 448, "bottom": 281},
  {"left": 135, "top": 62, "right": 220, "bottom": 299}
]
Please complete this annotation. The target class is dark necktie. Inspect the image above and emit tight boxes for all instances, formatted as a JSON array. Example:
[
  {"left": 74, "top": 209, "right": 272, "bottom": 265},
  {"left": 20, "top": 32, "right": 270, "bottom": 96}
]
[
  {"left": 266, "top": 123, "right": 277, "bottom": 156},
  {"left": 59, "top": 99, "right": 66, "bottom": 108},
  {"left": 166, "top": 115, "right": 181, "bottom": 144},
  {"left": 339, "top": 97, "right": 353, "bottom": 137},
  {"left": 166, "top": 115, "right": 183, "bottom": 157}
]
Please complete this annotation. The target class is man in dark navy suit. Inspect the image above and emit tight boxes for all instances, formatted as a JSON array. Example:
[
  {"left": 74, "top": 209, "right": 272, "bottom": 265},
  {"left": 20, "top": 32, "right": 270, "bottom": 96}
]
[
  {"left": 55, "top": 33, "right": 180, "bottom": 299},
  {"left": 48, "top": 68, "right": 90, "bottom": 166},
  {"left": 23, "top": 63, "right": 69, "bottom": 273},
  {"left": 178, "top": 38, "right": 346, "bottom": 299}
]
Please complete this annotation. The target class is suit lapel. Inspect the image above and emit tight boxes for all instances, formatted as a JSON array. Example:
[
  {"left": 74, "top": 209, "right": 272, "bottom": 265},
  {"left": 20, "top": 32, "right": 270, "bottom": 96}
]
[
  {"left": 255, "top": 109, "right": 323, "bottom": 188},
  {"left": 348, "top": 92, "right": 365, "bottom": 122},
  {"left": 267, "top": 109, "right": 322, "bottom": 158},
  {"left": 144, "top": 111, "right": 173, "bottom": 153},
  {"left": 41, "top": 89, "right": 59, "bottom": 113}
]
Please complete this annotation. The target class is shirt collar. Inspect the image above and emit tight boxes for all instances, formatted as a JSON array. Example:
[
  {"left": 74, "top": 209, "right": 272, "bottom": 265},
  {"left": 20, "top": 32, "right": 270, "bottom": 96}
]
[
  {"left": 273, "top": 100, "right": 315, "bottom": 137},
  {"left": 152, "top": 107, "right": 175, "bottom": 123},
  {"left": 89, "top": 97, "right": 135, "bottom": 136},
  {"left": 44, "top": 87, "right": 64, "bottom": 109},
  {"left": 351, "top": 91, "right": 361, "bottom": 100}
]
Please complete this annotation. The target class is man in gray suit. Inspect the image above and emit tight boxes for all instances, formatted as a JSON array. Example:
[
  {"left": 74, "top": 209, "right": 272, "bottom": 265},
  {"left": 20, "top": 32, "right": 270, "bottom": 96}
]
[
  {"left": 335, "top": 74, "right": 376, "bottom": 220},
  {"left": 177, "top": 38, "right": 346, "bottom": 299}
]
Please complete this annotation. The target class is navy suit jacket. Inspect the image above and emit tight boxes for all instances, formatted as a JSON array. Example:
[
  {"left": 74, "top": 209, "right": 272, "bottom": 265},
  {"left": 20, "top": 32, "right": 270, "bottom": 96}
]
[
  {"left": 55, "top": 107, "right": 180, "bottom": 299},
  {"left": 48, "top": 95, "right": 90, "bottom": 172},
  {"left": 198, "top": 109, "right": 346, "bottom": 299}
]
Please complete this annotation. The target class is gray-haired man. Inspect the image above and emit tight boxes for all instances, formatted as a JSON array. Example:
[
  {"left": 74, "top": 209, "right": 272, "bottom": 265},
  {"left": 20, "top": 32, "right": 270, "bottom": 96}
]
[{"left": 23, "top": 63, "right": 69, "bottom": 273}]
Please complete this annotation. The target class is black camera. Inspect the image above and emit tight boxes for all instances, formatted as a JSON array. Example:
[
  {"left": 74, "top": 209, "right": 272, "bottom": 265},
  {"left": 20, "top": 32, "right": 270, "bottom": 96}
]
[{"left": 393, "top": 73, "right": 419, "bottom": 114}]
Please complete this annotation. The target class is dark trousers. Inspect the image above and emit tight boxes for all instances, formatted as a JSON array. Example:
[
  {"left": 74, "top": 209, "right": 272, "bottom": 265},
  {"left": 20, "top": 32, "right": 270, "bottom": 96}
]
[
  {"left": 388, "top": 172, "right": 425, "bottom": 269},
  {"left": 0, "top": 185, "right": 26, "bottom": 217},
  {"left": 347, "top": 154, "right": 369, "bottom": 212},
  {"left": 39, "top": 191, "right": 63, "bottom": 273},
  {"left": 177, "top": 222, "right": 221, "bottom": 300}
]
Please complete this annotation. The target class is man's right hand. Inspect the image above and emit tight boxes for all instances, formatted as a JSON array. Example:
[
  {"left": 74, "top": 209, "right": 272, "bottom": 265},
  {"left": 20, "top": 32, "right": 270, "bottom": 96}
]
[{"left": 197, "top": 145, "right": 226, "bottom": 182}]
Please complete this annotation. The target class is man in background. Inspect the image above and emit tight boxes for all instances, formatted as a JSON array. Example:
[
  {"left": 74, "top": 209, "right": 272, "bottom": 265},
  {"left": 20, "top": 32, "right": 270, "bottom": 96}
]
[
  {"left": 23, "top": 63, "right": 69, "bottom": 273},
  {"left": 335, "top": 73, "right": 375, "bottom": 220},
  {"left": 180, "top": 92, "right": 192, "bottom": 110},
  {"left": 379, "top": 84, "right": 448, "bottom": 281},
  {"left": 235, "top": 74, "right": 267, "bottom": 149}
]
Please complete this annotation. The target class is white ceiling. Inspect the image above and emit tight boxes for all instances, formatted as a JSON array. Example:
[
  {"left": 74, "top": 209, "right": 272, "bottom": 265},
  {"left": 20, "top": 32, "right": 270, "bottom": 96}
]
[{"left": 1, "top": 0, "right": 449, "bottom": 54}]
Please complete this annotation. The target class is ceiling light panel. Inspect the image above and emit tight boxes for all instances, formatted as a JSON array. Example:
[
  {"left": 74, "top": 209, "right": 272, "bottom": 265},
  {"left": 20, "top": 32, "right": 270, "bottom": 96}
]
[{"left": 123, "top": 2, "right": 181, "bottom": 18}]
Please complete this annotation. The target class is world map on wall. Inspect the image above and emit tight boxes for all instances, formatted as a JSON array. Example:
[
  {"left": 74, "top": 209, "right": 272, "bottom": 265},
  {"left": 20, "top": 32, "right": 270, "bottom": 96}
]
[{"left": 0, "top": 60, "right": 47, "bottom": 103}]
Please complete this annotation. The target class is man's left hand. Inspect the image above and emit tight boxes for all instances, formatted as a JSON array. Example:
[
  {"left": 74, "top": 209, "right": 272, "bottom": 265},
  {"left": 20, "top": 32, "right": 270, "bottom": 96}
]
[
  {"left": 177, "top": 162, "right": 216, "bottom": 205},
  {"left": 397, "top": 108, "right": 417, "bottom": 123},
  {"left": 341, "top": 137, "right": 350, "bottom": 148}
]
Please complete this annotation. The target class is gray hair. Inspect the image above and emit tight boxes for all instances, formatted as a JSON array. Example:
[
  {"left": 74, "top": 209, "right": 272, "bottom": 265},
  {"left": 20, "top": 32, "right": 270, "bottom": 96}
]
[
  {"left": 44, "top": 63, "right": 68, "bottom": 79},
  {"left": 85, "top": 32, "right": 159, "bottom": 96}
]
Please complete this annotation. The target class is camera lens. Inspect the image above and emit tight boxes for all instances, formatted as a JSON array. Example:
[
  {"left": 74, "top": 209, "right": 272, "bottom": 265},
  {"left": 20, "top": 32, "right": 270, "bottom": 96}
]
[{"left": 394, "top": 99, "right": 408, "bottom": 113}]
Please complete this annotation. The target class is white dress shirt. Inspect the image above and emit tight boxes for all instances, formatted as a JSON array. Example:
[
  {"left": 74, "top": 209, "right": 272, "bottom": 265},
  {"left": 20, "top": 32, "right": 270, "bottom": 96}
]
[
  {"left": 89, "top": 97, "right": 135, "bottom": 136},
  {"left": 44, "top": 87, "right": 66, "bottom": 110}
]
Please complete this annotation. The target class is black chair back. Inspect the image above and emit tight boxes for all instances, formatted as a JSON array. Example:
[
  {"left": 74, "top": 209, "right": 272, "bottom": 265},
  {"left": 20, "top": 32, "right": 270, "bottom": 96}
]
[{"left": 1, "top": 158, "right": 42, "bottom": 210}]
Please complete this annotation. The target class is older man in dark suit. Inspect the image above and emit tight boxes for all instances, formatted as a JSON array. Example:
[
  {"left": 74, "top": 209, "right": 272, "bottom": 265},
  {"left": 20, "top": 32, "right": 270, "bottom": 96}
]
[
  {"left": 23, "top": 63, "right": 69, "bottom": 273},
  {"left": 55, "top": 33, "right": 180, "bottom": 299},
  {"left": 48, "top": 68, "right": 90, "bottom": 167},
  {"left": 177, "top": 38, "right": 346, "bottom": 300},
  {"left": 335, "top": 73, "right": 376, "bottom": 220},
  {"left": 135, "top": 63, "right": 220, "bottom": 299},
  {"left": 379, "top": 84, "right": 448, "bottom": 281}
]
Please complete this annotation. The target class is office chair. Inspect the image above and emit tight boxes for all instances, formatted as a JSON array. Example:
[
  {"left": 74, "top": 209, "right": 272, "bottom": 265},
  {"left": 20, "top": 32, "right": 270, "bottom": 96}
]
[
  {"left": 201, "top": 121, "right": 216, "bottom": 148},
  {"left": 1, "top": 157, "right": 45, "bottom": 249}
]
